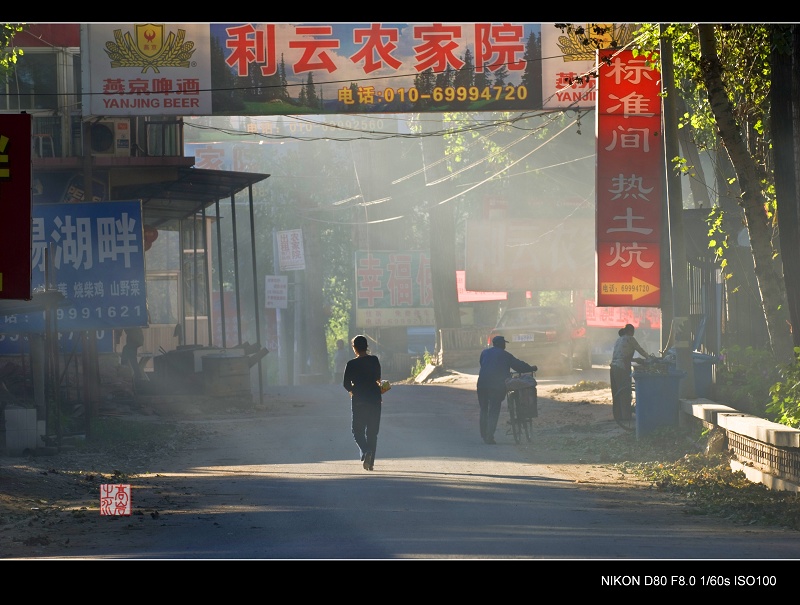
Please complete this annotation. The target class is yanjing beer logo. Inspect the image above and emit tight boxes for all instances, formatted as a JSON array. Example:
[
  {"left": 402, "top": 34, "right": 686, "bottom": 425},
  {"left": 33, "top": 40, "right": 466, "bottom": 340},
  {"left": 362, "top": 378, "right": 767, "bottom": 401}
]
[
  {"left": 103, "top": 23, "right": 197, "bottom": 73},
  {"left": 554, "top": 23, "right": 638, "bottom": 62}
]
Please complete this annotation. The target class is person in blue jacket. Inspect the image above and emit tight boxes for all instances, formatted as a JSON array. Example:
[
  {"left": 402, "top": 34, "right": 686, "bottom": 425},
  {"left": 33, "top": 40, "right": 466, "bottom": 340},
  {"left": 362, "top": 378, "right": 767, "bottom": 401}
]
[{"left": 477, "top": 335, "right": 537, "bottom": 444}]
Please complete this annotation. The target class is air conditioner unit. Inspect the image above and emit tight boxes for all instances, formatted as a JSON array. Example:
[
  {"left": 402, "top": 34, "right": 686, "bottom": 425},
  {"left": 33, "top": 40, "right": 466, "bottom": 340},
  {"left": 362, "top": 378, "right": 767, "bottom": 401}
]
[{"left": 90, "top": 119, "right": 130, "bottom": 157}]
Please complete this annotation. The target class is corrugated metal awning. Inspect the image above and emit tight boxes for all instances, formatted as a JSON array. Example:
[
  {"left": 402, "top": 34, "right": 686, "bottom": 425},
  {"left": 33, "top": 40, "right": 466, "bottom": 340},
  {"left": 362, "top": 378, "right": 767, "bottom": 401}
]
[{"left": 112, "top": 167, "right": 270, "bottom": 226}]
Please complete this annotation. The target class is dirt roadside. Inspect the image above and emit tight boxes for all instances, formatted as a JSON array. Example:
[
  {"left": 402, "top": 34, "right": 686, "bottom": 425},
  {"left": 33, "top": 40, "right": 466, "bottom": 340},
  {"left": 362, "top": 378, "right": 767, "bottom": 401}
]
[
  {"left": 426, "top": 366, "right": 653, "bottom": 485},
  {"left": 0, "top": 366, "right": 653, "bottom": 557}
]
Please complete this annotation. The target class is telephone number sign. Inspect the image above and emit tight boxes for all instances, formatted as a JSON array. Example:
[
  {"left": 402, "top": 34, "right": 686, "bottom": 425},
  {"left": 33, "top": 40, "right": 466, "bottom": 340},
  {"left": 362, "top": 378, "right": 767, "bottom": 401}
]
[
  {"left": 0, "top": 200, "right": 147, "bottom": 334},
  {"left": 341, "top": 83, "right": 530, "bottom": 107}
]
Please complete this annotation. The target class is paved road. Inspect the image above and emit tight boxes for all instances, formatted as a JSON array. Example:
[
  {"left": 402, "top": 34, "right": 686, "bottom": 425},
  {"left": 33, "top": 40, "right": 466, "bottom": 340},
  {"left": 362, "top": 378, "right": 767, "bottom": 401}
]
[{"left": 16, "top": 370, "right": 800, "bottom": 574}]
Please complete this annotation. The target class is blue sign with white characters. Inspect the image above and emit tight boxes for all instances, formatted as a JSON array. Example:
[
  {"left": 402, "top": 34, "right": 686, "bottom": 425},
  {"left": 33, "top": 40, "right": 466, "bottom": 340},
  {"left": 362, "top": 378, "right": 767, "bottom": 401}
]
[
  {"left": 0, "top": 200, "right": 147, "bottom": 335},
  {"left": 0, "top": 329, "right": 114, "bottom": 354}
]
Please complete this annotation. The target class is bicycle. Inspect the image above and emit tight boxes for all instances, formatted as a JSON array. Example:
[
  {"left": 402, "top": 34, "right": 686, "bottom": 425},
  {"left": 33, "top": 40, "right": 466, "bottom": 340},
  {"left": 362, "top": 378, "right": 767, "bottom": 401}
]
[{"left": 505, "top": 370, "right": 538, "bottom": 443}]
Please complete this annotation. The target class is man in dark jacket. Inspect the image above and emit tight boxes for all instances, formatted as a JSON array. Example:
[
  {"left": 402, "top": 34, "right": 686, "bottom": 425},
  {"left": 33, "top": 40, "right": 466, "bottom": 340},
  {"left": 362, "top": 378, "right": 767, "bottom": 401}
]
[{"left": 477, "top": 335, "right": 537, "bottom": 444}]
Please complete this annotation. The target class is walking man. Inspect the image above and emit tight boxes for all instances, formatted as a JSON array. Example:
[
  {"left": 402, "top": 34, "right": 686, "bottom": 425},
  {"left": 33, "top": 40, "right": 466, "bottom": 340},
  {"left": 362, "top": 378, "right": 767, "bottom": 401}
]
[{"left": 477, "top": 335, "right": 537, "bottom": 444}]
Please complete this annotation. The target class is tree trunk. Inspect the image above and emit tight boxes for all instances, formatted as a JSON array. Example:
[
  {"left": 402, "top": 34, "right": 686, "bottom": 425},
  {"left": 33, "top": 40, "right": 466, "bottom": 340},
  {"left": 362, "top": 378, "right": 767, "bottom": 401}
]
[
  {"left": 421, "top": 116, "right": 462, "bottom": 332},
  {"left": 303, "top": 216, "right": 330, "bottom": 378},
  {"left": 430, "top": 202, "right": 460, "bottom": 329},
  {"left": 697, "top": 24, "right": 794, "bottom": 363},
  {"left": 792, "top": 25, "right": 800, "bottom": 350},
  {"left": 771, "top": 24, "right": 800, "bottom": 350},
  {"left": 661, "top": 30, "right": 696, "bottom": 397}
]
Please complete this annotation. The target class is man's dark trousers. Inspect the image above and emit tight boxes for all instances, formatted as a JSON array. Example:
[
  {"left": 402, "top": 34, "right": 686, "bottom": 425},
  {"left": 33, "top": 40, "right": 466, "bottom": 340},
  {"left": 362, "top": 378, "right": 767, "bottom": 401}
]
[{"left": 478, "top": 387, "right": 507, "bottom": 443}]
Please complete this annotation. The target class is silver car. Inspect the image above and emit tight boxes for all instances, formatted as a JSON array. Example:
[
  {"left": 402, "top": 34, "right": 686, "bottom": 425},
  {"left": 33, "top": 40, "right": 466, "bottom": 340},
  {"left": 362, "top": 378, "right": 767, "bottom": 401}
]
[{"left": 488, "top": 306, "right": 592, "bottom": 374}]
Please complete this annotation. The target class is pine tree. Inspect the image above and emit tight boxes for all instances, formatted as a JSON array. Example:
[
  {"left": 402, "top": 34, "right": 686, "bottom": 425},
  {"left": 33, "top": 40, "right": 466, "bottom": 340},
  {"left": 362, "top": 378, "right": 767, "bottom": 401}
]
[
  {"left": 280, "top": 54, "right": 289, "bottom": 100},
  {"left": 474, "top": 65, "right": 489, "bottom": 92},
  {"left": 493, "top": 64, "right": 509, "bottom": 87},
  {"left": 452, "top": 48, "right": 474, "bottom": 108},
  {"left": 305, "top": 72, "right": 318, "bottom": 108},
  {"left": 414, "top": 68, "right": 435, "bottom": 110},
  {"left": 347, "top": 82, "right": 360, "bottom": 112},
  {"left": 520, "top": 31, "right": 542, "bottom": 109},
  {"left": 209, "top": 34, "right": 245, "bottom": 112},
  {"left": 435, "top": 65, "right": 454, "bottom": 90}
]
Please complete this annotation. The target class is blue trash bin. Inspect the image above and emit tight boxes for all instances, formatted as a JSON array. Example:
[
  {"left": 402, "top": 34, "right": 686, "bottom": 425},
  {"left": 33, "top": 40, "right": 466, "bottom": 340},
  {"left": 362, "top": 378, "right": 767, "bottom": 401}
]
[
  {"left": 633, "top": 369, "right": 686, "bottom": 438},
  {"left": 691, "top": 352, "right": 717, "bottom": 399}
]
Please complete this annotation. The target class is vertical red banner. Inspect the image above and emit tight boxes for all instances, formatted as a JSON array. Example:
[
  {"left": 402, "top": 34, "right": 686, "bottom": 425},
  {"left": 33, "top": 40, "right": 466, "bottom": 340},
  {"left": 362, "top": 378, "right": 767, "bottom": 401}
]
[
  {"left": 595, "top": 49, "right": 662, "bottom": 307},
  {"left": 0, "top": 113, "right": 32, "bottom": 300}
]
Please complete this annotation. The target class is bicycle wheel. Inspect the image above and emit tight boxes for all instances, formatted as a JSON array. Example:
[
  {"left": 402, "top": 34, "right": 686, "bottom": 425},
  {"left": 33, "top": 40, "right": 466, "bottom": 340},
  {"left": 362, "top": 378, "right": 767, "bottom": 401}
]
[
  {"left": 522, "top": 389, "right": 536, "bottom": 442},
  {"left": 507, "top": 392, "right": 522, "bottom": 443},
  {"left": 522, "top": 414, "right": 532, "bottom": 442}
]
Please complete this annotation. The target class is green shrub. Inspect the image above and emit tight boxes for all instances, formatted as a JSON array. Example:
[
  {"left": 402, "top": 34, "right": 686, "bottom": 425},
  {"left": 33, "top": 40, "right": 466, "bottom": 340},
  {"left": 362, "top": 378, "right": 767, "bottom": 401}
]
[
  {"left": 410, "top": 349, "right": 435, "bottom": 378},
  {"left": 767, "top": 347, "right": 800, "bottom": 428},
  {"left": 714, "top": 345, "right": 780, "bottom": 417}
]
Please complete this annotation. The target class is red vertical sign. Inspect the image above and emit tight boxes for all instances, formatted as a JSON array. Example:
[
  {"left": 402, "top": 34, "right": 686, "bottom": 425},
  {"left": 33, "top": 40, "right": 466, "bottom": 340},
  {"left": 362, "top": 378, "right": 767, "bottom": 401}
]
[
  {"left": 596, "top": 50, "right": 662, "bottom": 307},
  {"left": 0, "top": 113, "right": 32, "bottom": 300}
]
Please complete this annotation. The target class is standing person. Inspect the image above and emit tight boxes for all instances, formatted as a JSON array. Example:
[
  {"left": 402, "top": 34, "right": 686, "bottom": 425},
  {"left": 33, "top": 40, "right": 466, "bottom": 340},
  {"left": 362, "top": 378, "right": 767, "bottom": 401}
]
[
  {"left": 477, "top": 335, "right": 537, "bottom": 444},
  {"left": 332, "top": 338, "right": 349, "bottom": 384},
  {"left": 342, "top": 335, "right": 382, "bottom": 471},
  {"left": 118, "top": 326, "right": 145, "bottom": 382},
  {"left": 610, "top": 323, "right": 652, "bottom": 423}
]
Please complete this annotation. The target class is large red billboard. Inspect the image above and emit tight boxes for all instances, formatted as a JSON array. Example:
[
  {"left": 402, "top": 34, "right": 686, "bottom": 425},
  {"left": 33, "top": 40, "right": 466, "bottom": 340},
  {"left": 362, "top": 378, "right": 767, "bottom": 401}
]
[
  {"left": 0, "top": 113, "right": 32, "bottom": 300},
  {"left": 595, "top": 49, "right": 662, "bottom": 307},
  {"left": 84, "top": 23, "right": 542, "bottom": 117}
]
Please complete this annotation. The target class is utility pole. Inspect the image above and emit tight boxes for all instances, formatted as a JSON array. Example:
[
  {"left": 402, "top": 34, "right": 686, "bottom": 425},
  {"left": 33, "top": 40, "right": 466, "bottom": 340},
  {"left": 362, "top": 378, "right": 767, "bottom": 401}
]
[
  {"left": 660, "top": 26, "right": 696, "bottom": 397},
  {"left": 273, "top": 228, "right": 289, "bottom": 385},
  {"left": 420, "top": 115, "right": 461, "bottom": 331}
]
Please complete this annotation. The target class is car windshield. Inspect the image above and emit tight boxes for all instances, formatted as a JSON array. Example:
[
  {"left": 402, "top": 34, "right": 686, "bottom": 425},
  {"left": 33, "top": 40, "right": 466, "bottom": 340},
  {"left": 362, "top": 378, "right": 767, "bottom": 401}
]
[{"left": 497, "top": 307, "right": 562, "bottom": 329}]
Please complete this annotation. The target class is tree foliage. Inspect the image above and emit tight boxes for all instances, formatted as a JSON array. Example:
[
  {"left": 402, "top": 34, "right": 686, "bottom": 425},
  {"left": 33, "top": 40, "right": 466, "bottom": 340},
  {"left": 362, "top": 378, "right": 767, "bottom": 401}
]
[
  {"left": 634, "top": 24, "right": 792, "bottom": 362},
  {"left": 767, "top": 348, "right": 800, "bottom": 427},
  {"left": 0, "top": 24, "right": 24, "bottom": 72}
]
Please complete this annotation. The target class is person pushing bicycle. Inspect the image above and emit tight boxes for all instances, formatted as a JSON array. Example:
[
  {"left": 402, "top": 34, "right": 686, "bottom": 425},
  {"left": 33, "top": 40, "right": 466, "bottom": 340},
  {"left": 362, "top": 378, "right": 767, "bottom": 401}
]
[{"left": 477, "top": 335, "right": 537, "bottom": 444}]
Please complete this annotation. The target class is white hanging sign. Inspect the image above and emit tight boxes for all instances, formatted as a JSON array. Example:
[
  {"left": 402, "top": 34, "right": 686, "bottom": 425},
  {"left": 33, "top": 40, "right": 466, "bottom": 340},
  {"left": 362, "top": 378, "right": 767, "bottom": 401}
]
[
  {"left": 276, "top": 229, "right": 306, "bottom": 271},
  {"left": 265, "top": 275, "right": 288, "bottom": 309}
]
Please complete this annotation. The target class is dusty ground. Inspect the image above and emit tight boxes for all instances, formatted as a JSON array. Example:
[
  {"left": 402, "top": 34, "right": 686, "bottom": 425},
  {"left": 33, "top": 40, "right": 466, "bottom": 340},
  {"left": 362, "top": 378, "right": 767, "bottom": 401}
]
[
  {"left": 426, "top": 366, "right": 642, "bottom": 475},
  {"left": 0, "top": 366, "right": 644, "bottom": 557}
]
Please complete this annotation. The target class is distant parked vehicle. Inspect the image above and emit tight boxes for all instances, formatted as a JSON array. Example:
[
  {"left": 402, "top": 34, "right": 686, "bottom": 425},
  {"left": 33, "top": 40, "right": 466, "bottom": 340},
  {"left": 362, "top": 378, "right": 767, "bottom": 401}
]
[{"left": 488, "top": 306, "right": 592, "bottom": 374}]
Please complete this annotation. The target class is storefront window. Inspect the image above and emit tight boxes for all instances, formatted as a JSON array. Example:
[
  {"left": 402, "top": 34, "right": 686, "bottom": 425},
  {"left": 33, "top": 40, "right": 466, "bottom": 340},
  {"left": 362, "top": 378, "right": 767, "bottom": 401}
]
[{"left": 0, "top": 51, "right": 58, "bottom": 110}]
